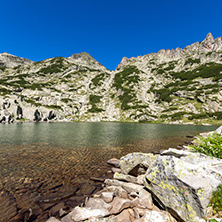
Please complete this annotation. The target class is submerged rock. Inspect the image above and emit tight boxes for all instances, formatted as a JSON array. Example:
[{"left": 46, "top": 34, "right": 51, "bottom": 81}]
[
  {"left": 107, "top": 158, "right": 120, "bottom": 168},
  {"left": 0, "top": 191, "right": 17, "bottom": 222}
]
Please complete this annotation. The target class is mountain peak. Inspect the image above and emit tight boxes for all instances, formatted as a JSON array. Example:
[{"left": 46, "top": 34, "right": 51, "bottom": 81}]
[
  {"left": 205, "top": 32, "right": 214, "bottom": 42},
  {"left": 200, "top": 32, "right": 215, "bottom": 52},
  {"left": 0, "top": 52, "right": 32, "bottom": 67},
  {"left": 0, "top": 52, "right": 13, "bottom": 56},
  {"left": 70, "top": 52, "right": 95, "bottom": 61},
  {"left": 69, "top": 52, "right": 106, "bottom": 69}
]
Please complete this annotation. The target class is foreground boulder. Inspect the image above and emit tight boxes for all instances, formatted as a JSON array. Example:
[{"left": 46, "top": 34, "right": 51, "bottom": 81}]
[{"left": 144, "top": 148, "right": 222, "bottom": 222}]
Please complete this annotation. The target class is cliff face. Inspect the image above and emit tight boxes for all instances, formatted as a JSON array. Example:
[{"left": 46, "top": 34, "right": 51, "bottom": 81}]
[{"left": 0, "top": 33, "right": 222, "bottom": 124}]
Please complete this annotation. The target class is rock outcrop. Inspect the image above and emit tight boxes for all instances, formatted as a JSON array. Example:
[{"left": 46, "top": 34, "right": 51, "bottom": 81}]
[
  {"left": 0, "top": 52, "right": 32, "bottom": 68},
  {"left": 144, "top": 148, "right": 222, "bottom": 221}
]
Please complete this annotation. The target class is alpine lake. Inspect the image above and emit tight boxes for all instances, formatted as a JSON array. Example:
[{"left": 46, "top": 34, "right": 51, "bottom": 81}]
[{"left": 0, "top": 122, "right": 218, "bottom": 221}]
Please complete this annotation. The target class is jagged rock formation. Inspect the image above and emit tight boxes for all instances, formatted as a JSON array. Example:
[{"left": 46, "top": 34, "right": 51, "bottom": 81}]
[{"left": 0, "top": 33, "right": 222, "bottom": 123}]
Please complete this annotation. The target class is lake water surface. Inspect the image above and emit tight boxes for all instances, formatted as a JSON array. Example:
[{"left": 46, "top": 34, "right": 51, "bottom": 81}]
[{"left": 0, "top": 122, "right": 218, "bottom": 219}]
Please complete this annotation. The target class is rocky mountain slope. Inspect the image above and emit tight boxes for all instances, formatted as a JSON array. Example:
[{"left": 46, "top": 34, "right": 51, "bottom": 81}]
[{"left": 0, "top": 33, "right": 222, "bottom": 124}]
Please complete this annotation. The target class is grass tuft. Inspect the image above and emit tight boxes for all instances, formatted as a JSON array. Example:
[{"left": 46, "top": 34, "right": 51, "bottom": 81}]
[
  {"left": 188, "top": 132, "right": 222, "bottom": 159},
  {"left": 210, "top": 184, "right": 222, "bottom": 217}
]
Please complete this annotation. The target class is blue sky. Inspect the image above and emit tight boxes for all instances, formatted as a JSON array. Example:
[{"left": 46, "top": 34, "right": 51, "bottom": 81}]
[{"left": 1, "top": 0, "right": 222, "bottom": 70}]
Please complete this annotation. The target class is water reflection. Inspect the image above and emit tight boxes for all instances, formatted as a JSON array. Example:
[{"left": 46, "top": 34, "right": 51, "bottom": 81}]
[{"left": 0, "top": 122, "right": 217, "bottom": 148}]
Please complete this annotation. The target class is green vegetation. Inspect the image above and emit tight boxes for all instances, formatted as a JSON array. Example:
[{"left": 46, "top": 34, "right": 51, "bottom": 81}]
[
  {"left": 0, "top": 66, "right": 6, "bottom": 71},
  {"left": 24, "top": 98, "right": 41, "bottom": 106},
  {"left": 170, "top": 62, "right": 222, "bottom": 81},
  {"left": 113, "top": 65, "right": 141, "bottom": 110},
  {"left": 45, "top": 105, "right": 63, "bottom": 110},
  {"left": 184, "top": 58, "right": 201, "bottom": 65},
  {"left": 162, "top": 107, "right": 178, "bottom": 112},
  {"left": 63, "top": 70, "right": 88, "bottom": 79},
  {"left": 188, "top": 112, "right": 222, "bottom": 120},
  {"left": 154, "top": 88, "right": 172, "bottom": 103},
  {"left": 88, "top": 94, "right": 104, "bottom": 113},
  {"left": 188, "top": 132, "right": 222, "bottom": 218},
  {"left": 68, "top": 85, "right": 84, "bottom": 92},
  {"left": 0, "top": 86, "right": 12, "bottom": 95},
  {"left": 151, "top": 67, "right": 165, "bottom": 75},
  {"left": 210, "top": 184, "right": 222, "bottom": 217},
  {"left": 91, "top": 73, "right": 107, "bottom": 87},
  {"left": 37, "top": 57, "right": 66, "bottom": 74},
  {"left": 61, "top": 98, "right": 72, "bottom": 103},
  {"left": 188, "top": 132, "right": 222, "bottom": 159},
  {"left": 188, "top": 113, "right": 209, "bottom": 120},
  {"left": 171, "top": 112, "right": 188, "bottom": 120},
  {"left": 164, "top": 63, "right": 175, "bottom": 71}
]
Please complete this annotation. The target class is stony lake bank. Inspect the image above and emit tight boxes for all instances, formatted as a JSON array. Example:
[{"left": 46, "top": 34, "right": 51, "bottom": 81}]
[
  {"left": 45, "top": 126, "right": 222, "bottom": 222},
  {"left": 1, "top": 126, "right": 221, "bottom": 222}
]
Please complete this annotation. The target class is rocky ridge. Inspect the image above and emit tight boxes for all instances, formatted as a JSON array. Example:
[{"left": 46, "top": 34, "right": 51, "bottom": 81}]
[{"left": 0, "top": 33, "right": 222, "bottom": 123}]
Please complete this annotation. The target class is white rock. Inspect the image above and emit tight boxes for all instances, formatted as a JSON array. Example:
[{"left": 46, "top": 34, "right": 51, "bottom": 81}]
[
  {"left": 46, "top": 217, "right": 61, "bottom": 222},
  {"left": 69, "top": 206, "right": 109, "bottom": 221},
  {"left": 134, "top": 210, "right": 177, "bottom": 222}
]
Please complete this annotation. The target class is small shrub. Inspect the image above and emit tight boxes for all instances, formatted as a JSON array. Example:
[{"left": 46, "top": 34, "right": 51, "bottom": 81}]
[
  {"left": 61, "top": 98, "right": 72, "bottom": 103},
  {"left": 88, "top": 95, "right": 104, "bottom": 113},
  {"left": 91, "top": 73, "right": 106, "bottom": 86},
  {"left": 210, "top": 184, "right": 222, "bottom": 216},
  {"left": 88, "top": 107, "right": 104, "bottom": 113},
  {"left": 164, "top": 64, "right": 175, "bottom": 71},
  {"left": 155, "top": 88, "right": 172, "bottom": 103},
  {"left": 184, "top": 58, "right": 201, "bottom": 65},
  {"left": 208, "top": 112, "right": 222, "bottom": 120},
  {"left": 0, "top": 66, "right": 6, "bottom": 71},
  {"left": 188, "top": 132, "right": 222, "bottom": 159},
  {"left": 188, "top": 113, "right": 209, "bottom": 120},
  {"left": 45, "top": 105, "right": 63, "bottom": 110},
  {"left": 171, "top": 112, "right": 187, "bottom": 120},
  {"left": 170, "top": 63, "right": 222, "bottom": 81}
]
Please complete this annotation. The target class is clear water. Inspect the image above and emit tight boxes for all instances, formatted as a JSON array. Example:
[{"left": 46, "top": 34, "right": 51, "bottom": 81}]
[
  {"left": 0, "top": 122, "right": 218, "bottom": 207},
  {"left": 0, "top": 122, "right": 217, "bottom": 147}
]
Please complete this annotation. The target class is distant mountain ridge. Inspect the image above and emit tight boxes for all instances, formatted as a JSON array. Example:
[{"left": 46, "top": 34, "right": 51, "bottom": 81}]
[
  {"left": 0, "top": 52, "right": 32, "bottom": 68},
  {"left": 118, "top": 33, "right": 222, "bottom": 68},
  {"left": 0, "top": 33, "right": 222, "bottom": 124}
]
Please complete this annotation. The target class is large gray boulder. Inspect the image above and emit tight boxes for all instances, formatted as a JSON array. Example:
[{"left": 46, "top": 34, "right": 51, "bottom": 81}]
[
  {"left": 144, "top": 148, "right": 222, "bottom": 222},
  {"left": 119, "top": 152, "right": 156, "bottom": 176}
]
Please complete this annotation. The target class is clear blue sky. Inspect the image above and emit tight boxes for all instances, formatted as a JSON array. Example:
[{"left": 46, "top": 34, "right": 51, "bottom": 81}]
[{"left": 1, "top": 0, "right": 222, "bottom": 70}]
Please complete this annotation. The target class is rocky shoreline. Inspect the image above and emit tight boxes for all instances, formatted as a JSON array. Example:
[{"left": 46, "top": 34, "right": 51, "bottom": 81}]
[
  {"left": 1, "top": 127, "right": 221, "bottom": 222},
  {"left": 43, "top": 127, "right": 222, "bottom": 222}
]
